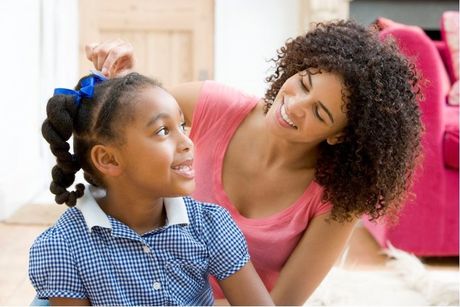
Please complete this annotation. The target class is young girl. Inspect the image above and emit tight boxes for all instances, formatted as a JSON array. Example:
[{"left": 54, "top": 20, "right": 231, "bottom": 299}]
[
  {"left": 29, "top": 72, "right": 273, "bottom": 306},
  {"left": 87, "top": 20, "right": 423, "bottom": 305}
]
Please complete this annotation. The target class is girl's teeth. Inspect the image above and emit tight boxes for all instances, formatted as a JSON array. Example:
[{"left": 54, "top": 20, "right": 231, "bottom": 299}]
[{"left": 173, "top": 165, "right": 191, "bottom": 171}]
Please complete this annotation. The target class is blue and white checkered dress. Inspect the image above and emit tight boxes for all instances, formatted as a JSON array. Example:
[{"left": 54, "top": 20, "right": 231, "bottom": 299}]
[{"left": 29, "top": 190, "right": 249, "bottom": 306}]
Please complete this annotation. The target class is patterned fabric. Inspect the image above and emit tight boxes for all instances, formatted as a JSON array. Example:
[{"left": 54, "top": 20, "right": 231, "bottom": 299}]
[{"left": 29, "top": 188, "right": 249, "bottom": 306}]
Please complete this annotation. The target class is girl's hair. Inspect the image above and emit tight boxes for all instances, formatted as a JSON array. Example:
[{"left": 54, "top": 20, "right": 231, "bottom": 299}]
[
  {"left": 264, "top": 20, "right": 423, "bottom": 222},
  {"left": 42, "top": 73, "right": 161, "bottom": 207}
]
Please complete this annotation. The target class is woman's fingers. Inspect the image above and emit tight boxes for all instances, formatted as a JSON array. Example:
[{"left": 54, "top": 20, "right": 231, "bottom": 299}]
[
  {"left": 85, "top": 43, "right": 99, "bottom": 70},
  {"left": 85, "top": 43, "right": 97, "bottom": 61},
  {"left": 104, "top": 42, "right": 134, "bottom": 77},
  {"left": 84, "top": 40, "right": 134, "bottom": 77}
]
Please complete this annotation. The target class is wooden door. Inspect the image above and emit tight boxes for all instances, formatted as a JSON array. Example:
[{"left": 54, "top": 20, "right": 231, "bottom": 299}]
[{"left": 79, "top": 0, "right": 214, "bottom": 87}]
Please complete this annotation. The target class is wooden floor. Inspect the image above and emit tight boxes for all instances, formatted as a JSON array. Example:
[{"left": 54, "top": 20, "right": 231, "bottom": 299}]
[
  {"left": 0, "top": 205, "right": 457, "bottom": 305},
  {"left": 0, "top": 223, "right": 47, "bottom": 305}
]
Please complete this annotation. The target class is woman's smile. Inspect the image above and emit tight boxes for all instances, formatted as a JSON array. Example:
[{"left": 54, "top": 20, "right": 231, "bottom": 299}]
[{"left": 275, "top": 99, "right": 298, "bottom": 130}]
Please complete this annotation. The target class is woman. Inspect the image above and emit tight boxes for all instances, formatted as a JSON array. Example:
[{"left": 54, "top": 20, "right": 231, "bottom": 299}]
[{"left": 86, "top": 20, "right": 422, "bottom": 305}]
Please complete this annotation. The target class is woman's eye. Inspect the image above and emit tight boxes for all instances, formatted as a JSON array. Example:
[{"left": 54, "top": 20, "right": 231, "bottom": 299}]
[
  {"left": 300, "top": 79, "right": 310, "bottom": 92},
  {"left": 156, "top": 127, "right": 169, "bottom": 136},
  {"left": 314, "top": 105, "right": 324, "bottom": 122}
]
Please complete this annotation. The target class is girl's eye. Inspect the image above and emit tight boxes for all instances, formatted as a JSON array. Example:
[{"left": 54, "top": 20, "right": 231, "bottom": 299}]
[
  {"left": 314, "top": 105, "right": 324, "bottom": 122},
  {"left": 156, "top": 127, "right": 169, "bottom": 136},
  {"left": 179, "top": 122, "right": 186, "bottom": 132}
]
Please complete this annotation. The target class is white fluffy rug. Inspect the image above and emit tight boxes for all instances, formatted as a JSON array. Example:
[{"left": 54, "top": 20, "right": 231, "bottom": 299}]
[{"left": 305, "top": 245, "right": 459, "bottom": 306}]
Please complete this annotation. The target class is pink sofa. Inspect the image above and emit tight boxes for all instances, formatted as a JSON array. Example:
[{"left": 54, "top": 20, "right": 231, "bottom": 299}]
[{"left": 363, "top": 16, "right": 459, "bottom": 256}]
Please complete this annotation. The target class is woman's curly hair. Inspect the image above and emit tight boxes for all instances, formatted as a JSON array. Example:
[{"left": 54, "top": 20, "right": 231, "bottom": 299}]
[
  {"left": 41, "top": 73, "right": 161, "bottom": 207},
  {"left": 264, "top": 20, "right": 423, "bottom": 222}
]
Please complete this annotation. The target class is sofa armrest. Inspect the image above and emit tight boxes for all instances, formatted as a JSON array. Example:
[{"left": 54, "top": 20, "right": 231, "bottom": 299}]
[
  {"left": 444, "top": 125, "right": 459, "bottom": 169},
  {"left": 435, "top": 41, "right": 457, "bottom": 83}
]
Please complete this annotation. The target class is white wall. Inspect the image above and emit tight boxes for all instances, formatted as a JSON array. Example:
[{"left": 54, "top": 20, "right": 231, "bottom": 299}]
[
  {"left": 0, "top": 0, "right": 78, "bottom": 220},
  {"left": 0, "top": 0, "right": 42, "bottom": 219},
  {"left": 214, "top": 0, "right": 300, "bottom": 97}
]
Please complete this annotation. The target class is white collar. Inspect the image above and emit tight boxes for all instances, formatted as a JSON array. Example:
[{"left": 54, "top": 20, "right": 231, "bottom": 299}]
[{"left": 76, "top": 185, "right": 190, "bottom": 231}]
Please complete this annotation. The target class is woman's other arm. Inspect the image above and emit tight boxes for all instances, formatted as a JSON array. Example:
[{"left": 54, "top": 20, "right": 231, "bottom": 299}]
[{"left": 271, "top": 214, "right": 357, "bottom": 305}]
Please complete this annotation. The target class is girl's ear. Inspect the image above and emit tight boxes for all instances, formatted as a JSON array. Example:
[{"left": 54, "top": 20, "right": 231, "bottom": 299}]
[
  {"left": 326, "top": 132, "right": 345, "bottom": 145},
  {"left": 90, "top": 145, "right": 123, "bottom": 177}
]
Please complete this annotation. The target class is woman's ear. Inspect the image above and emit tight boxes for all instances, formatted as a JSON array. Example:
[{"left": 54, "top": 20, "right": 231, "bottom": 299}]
[
  {"left": 90, "top": 145, "right": 122, "bottom": 177},
  {"left": 326, "top": 132, "right": 345, "bottom": 145}
]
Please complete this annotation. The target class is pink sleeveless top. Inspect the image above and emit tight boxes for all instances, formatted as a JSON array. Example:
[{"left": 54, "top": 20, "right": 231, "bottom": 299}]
[{"left": 189, "top": 81, "right": 332, "bottom": 298}]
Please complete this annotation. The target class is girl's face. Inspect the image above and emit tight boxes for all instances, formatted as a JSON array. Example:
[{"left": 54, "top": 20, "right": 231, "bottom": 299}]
[
  {"left": 117, "top": 86, "right": 195, "bottom": 197},
  {"left": 265, "top": 69, "right": 348, "bottom": 144}
]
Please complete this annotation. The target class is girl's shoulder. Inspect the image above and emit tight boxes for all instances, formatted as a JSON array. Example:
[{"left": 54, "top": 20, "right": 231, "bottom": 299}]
[
  {"left": 182, "top": 197, "right": 248, "bottom": 276},
  {"left": 32, "top": 207, "right": 88, "bottom": 246},
  {"left": 182, "top": 196, "right": 229, "bottom": 221},
  {"left": 182, "top": 197, "right": 240, "bottom": 237}
]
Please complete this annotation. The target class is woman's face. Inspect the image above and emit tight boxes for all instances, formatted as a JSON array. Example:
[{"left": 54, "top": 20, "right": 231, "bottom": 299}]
[{"left": 265, "top": 69, "right": 348, "bottom": 145}]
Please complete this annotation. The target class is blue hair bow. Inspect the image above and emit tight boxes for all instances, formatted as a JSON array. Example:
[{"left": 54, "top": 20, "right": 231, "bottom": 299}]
[{"left": 53, "top": 71, "right": 108, "bottom": 106}]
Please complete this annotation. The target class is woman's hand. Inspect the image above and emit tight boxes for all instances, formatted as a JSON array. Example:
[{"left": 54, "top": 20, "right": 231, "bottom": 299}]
[{"left": 85, "top": 39, "right": 135, "bottom": 78}]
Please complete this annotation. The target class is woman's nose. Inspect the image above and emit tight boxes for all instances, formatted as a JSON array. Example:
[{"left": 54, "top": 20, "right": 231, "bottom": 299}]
[{"left": 286, "top": 95, "right": 309, "bottom": 118}]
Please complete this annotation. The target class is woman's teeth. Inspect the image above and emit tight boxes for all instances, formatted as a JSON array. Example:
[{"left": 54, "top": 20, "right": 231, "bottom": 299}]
[{"left": 281, "top": 105, "right": 297, "bottom": 128}]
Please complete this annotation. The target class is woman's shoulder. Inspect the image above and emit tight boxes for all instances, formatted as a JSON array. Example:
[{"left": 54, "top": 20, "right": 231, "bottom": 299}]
[
  {"left": 200, "top": 80, "right": 254, "bottom": 98},
  {"left": 196, "top": 81, "right": 258, "bottom": 114},
  {"left": 190, "top": 81, "right": 259, "bottom": 141},
  {"left": 304, "top": 181, "right": 333, "bottom": 216}
]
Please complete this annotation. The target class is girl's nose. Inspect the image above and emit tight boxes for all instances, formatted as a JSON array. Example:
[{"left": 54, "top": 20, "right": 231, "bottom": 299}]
[{"left": 178, "top": 131, "right": 193, "bottom": 152}]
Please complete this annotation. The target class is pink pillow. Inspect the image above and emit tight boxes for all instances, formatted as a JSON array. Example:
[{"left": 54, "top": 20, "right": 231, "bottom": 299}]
[
  {"left": 448, "top": 81, "right": 460, "bottom": 105},
  {"left": 440, "top": 11, "right": 459, "bottom": 81}
]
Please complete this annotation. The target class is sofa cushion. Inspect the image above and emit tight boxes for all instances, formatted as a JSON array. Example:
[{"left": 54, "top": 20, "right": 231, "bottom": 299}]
[
  {"left": 440, "top": 11, "right": 459, "bottom": 81},
  {"left": 375, "top": 17, "right": 424, "bottom": 34},
  {"left": 444, "top": 125, "right": 459, "bottom": 169}
]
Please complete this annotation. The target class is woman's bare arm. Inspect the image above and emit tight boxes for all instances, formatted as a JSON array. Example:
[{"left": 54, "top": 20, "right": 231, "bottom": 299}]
[
  {"left": 168, "top": 82, "right": 204, "bottom": 126},
  {"left": 218, "top": 262, "right": 274, "bottom": 306},
  {"left": 270, "top": 213, "right": 357, "bottom": 305}
]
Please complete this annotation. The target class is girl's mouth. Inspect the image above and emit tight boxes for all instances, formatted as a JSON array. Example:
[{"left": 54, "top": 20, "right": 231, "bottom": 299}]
[{"left": 171, "top": 159, "right": 195, "bottom": 179}]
